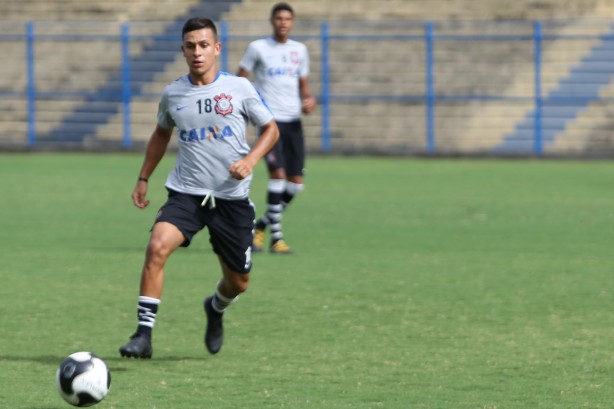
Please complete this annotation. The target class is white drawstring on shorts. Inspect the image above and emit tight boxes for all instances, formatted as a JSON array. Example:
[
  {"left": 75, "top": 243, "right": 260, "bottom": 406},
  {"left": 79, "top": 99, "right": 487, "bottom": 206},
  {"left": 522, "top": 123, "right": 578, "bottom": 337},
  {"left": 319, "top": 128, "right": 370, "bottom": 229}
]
[{"left": 201, "top": 193, "right": 216, "bottom": 209}]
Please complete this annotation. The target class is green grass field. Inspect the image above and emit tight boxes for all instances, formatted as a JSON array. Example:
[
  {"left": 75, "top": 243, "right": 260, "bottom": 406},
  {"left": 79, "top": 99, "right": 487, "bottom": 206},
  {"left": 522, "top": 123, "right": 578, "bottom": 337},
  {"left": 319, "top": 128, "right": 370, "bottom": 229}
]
[{"left": 1, "top": 153, "right": 613, "bottom": 408}]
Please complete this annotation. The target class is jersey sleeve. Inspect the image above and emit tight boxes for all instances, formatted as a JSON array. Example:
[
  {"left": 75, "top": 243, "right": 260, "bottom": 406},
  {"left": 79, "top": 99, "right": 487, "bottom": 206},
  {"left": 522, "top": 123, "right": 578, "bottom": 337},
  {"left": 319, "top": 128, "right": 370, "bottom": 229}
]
[
  {"left": 299, "top": 43, "right": 310, "bottom": 78},
  {"left": 156, "top": 89, "right": 175, "bottom": 129},
  {"left": 240, "top": 78, "right": 274, "bottom": 127},
  {"left": 239, "top": 42, "right": 259, "bottom": 73}
]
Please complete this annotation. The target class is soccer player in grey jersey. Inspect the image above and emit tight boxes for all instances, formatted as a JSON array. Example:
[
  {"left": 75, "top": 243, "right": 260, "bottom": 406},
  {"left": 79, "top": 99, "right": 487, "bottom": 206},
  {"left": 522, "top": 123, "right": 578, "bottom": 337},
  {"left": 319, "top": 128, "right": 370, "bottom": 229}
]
[
  {"left": 237, "top": 2, "right": 317, "bottom": 254},
  {"left": 119, "top": 17, "right": 279, "bottom": 358}
]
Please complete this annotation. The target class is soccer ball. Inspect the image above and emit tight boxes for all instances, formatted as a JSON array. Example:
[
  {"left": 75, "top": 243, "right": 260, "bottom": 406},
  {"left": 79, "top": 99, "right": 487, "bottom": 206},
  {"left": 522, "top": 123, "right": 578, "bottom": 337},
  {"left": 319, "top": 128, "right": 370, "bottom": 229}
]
[{"left": 56, "top": 352, "right": 111, "bottom": 407}]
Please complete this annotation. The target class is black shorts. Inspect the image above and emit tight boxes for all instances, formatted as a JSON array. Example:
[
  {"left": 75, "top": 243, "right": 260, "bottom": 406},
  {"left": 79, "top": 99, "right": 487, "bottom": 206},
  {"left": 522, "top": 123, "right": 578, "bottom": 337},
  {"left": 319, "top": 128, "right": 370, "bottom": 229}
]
[
  {"left": 154, "top": 189, "right": 255, "bottom": 274},
  {"left": 265, "top": 120, "right": 305, "bottom": 177}
]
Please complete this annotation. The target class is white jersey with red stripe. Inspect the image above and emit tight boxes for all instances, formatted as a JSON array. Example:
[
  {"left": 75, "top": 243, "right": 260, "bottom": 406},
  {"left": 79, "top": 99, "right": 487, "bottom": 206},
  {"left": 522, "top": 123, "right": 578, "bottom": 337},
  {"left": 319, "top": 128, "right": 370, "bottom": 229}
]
[
  {"left": 239, "top": 36, "right": 310, "bottom": 122},
  {"left": 157, "top": 71, "right": 274, "bottom": 200}
]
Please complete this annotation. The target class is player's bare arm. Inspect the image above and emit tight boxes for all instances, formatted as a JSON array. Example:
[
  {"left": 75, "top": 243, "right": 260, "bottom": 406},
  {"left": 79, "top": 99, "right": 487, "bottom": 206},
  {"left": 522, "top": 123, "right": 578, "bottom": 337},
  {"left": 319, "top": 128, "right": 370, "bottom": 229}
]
[
  {"left": 132, "top": 125, "right": 173, "bottom": 208},
  {"left": 299, "top": 77, "right": 316, "bottom": 114},
  {"left": 236, "top": 67, "right": 249, "bottom": 78},
  {"left": 228, "top": 120, "right": 279, "bottom": 180}
]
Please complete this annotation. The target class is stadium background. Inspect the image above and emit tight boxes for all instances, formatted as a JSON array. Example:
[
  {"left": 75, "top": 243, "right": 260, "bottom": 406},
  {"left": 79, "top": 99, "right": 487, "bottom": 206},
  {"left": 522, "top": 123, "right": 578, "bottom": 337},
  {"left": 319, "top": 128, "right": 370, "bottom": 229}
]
[{"left": 1, "top": 0, "right": 614, "bottom": 157}]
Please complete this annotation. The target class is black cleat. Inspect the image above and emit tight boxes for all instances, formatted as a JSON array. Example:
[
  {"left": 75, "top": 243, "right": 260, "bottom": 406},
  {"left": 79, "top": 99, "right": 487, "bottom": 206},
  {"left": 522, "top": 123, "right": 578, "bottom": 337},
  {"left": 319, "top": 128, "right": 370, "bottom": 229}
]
[
  {"left": 204, "top": 296, "right": 223, "bottom": 354},
  {"left": 119, "top": 333, "right": 153, "bottom": 359}
]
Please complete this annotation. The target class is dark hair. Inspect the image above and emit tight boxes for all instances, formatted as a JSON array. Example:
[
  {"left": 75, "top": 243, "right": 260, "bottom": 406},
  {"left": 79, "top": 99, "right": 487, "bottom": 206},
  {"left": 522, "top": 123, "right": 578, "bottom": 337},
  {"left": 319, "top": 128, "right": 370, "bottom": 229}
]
[
  {"left": 182, "top": 17, "right": 218, "bottom": 40},
  {"left": 270, "top": 2, "right": 294, "bottom": 18}
]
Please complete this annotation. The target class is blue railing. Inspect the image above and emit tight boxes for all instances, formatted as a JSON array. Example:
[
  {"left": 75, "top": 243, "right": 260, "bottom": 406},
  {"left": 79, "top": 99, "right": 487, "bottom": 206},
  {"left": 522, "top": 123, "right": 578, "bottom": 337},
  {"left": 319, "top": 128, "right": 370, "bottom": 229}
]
[
  {"left": 425, "top": 21, "right": 436, "bottom": 154},
  {"left": 25, "top": 21, "right": 35, "bottom": 146},
  {"left": 2, "top": 19, "right": 614, "bottom": 155},
  {"left": 533, "top": 21, "right": 543, "bottom": 155}
]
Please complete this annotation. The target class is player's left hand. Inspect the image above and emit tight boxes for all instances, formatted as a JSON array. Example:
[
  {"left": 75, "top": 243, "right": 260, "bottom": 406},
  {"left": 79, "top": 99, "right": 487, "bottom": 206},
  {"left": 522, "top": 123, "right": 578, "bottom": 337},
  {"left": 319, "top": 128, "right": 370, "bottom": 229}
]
[
  {"left": 131, "top": 181, "right": 150, "bottom": 209},
  {"left": 228, "top": 158, "right": 253, "bottom": 180},
  {"left": 302, "top": 96, "right": 317, "bottom": 114}
]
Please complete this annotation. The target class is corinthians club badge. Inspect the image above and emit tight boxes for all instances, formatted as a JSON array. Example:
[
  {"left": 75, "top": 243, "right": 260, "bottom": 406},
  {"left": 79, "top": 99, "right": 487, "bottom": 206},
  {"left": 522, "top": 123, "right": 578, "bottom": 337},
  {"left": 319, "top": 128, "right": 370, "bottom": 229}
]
[{"left": 214, "top": 93, "right": 233, "bottom": 116}]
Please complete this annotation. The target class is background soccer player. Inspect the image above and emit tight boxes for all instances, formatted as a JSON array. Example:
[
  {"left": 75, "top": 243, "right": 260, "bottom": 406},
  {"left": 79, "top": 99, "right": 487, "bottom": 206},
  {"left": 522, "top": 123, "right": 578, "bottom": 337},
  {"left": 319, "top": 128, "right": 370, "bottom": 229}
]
[
  {"left": 119, "top": 17, "right": 279, "bottom": 358},
  {"left": 237, "top": 2, "right": 317, "bottom": 254}
]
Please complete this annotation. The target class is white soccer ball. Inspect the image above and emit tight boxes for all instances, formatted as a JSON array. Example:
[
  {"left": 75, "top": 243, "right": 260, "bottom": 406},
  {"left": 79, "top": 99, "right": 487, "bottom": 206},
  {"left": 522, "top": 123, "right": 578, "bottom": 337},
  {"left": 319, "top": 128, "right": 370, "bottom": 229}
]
[{"left": 56, "top": 352, "right": 111, "bottom": 407}]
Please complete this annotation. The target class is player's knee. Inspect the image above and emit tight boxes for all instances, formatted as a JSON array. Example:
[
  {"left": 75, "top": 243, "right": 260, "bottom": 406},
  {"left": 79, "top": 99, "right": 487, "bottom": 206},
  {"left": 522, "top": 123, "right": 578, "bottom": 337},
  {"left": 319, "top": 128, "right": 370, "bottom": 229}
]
[
  {"left": 147, "top": 236, "right": 173, "bottom": 261},
  {"left": 270, "top": 169, "right": 286, "bottom": 179},
  {"left": 228, "top": 273, "right": 249, "bottom": 294}
]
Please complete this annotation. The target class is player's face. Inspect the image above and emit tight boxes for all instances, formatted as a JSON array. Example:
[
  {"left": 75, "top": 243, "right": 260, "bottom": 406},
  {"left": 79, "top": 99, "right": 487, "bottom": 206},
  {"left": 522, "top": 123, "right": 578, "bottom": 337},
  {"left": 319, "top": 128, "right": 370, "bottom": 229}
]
[
  {"left": 181, "top": 28, "right": 220, "bottom": 84},
  {"left": 271, "top": 10, "right": 294, "bottom": 41}
]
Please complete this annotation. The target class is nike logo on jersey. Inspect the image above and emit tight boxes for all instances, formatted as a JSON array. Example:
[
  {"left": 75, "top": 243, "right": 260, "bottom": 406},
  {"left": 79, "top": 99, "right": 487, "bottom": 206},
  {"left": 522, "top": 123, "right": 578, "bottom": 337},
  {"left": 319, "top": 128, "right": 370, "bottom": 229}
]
[{"left": 176, "top": 105, "right": 188, "bottom": 111}]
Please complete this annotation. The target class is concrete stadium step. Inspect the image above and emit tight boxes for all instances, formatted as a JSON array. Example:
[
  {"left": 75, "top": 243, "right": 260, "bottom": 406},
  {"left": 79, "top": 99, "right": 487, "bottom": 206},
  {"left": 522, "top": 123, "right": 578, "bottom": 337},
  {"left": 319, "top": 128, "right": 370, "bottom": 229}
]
[
  {"left": 31, "top": 0, "right": 242, "bottom": 143},
  {"left": 3, "top": 0, "right": 614, "bottom": 153},
  {"left": 225, "top": 0, "right": 614, "bottom": 21},
  {"left": 0, "top": 0, "right": 202, "bottom": 20},
  {"left": 500, "top": 23, "right": 614, "bottom": 151}
]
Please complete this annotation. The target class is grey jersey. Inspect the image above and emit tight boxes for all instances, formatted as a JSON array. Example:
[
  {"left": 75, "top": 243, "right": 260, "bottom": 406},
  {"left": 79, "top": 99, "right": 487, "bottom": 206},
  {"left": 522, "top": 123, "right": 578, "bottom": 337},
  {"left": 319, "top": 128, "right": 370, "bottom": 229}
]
[
  {"left": 239, "top": 37, "right": 310, "bottom": 122},
  {"left": 157, "top": 72, "right": 274, "bottom": 199}
]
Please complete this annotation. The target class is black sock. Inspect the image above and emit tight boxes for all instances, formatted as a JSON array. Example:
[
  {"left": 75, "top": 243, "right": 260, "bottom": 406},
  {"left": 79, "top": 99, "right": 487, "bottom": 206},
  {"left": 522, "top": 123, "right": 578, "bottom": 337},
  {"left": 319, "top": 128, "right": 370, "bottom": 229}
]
[
  {"left": 136, "top": 296, "right": 160, "bottom": 338},
  {"left": 255, "top": 218, "right": 267, "bottom": 231},
  {"left": 211, "top": 283, "right": 237, "bottom": 314},
  {"left": 281, "top": 182, "right": 303, "bottom": 211},
  {"left": 260, "top": 180, "right": 285, "bottom": 239},
  {"left": 281, "top": 191, "right": 294, "bottom": 210}
]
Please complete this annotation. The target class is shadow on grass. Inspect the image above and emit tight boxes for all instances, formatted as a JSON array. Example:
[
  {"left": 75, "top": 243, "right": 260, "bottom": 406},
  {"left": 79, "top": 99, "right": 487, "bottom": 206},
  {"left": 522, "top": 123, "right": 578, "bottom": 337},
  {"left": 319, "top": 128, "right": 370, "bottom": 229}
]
[
  {"left": 27, "top": 407, "right": 63, "bottom": 409},
  {"left": 105, "top": 355, "right": 210, "bottom": 366},
  {"left": 82, "top": 246, "right": 147, "bottom": 253},
  {"left": 0, "top": 355, "right": 65, "bottom": 366}
]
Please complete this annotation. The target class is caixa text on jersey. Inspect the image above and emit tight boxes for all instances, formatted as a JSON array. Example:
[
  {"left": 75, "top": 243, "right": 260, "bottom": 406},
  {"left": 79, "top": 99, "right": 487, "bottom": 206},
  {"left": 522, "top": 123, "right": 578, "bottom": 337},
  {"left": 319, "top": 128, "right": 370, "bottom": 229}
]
[{"left": 178, "top": 126, "right": 234, "bottom": 142}]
